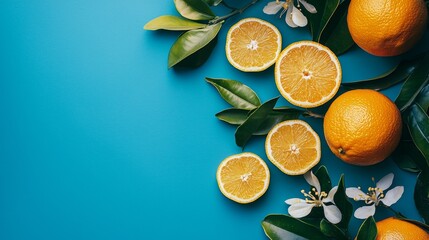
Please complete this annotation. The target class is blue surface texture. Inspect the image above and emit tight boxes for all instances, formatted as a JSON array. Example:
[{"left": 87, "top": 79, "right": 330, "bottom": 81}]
[{"left": 1, "top": 1, "right": 428, "bottom": 239}]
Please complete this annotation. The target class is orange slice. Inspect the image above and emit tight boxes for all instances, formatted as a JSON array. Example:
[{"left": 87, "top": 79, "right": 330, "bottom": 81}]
[
  {"left": 216, "top": 152, "right": 270, "bottom": 204},
  {"left": 275, "top": 41, "right": 342, "bottom": 108},
  {"left": 265, "top": 120, "right": 321, "bottom": 175},
  {"left": 226, "top": 18, "right": 282, "bottom": 72}
]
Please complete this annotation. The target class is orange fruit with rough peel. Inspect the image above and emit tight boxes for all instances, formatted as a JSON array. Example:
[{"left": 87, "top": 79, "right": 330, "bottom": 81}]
[
  {"left": 323, "top": 89, "right": 402, "bottom": 166},
  {"left": 375, "top": 217, "right": 429, "bottom": 240},
  {"left": 225, "top": 18, "right": 282, "bottom": 72},
  {"left": 265, "top": 120, "right": 321, "bottom": 175},
  {"left": 347, "top": 0, "right": 428, "bottom": 56},
  {"left": 275, "top": 41, "right": 342, "bottom": 108},
  {"left": 216, "top": 152, "right": 270, "bottom": 204}
]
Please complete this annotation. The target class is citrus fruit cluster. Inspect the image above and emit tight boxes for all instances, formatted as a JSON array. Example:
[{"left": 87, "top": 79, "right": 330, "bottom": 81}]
[{"left": 217, "top": 14, "right": 407, "bottom": 204}]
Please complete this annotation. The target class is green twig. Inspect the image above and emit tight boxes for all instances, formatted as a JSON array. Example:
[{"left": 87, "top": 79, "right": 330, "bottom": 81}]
[
  {"left": 382, "top": 204, "right": 406, "bottom": 218},
  {"left": 209, "top": 0, "right": 260, "bottom": 25},
  {"left": 304, "top": 110, "right": 325, "bottom": 119}
]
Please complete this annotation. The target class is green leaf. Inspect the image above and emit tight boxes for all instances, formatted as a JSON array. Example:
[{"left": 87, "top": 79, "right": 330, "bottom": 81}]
[
  {"left": 235, "top": 97, "right": 279, "bottom": 148},
  {"left": 215, "top": 107, "right": 303, "bottom": 134},
  {"left": 303, "top": 0, "right": 340, "bottom": 42},
  {"left": 392, "top": 140, "right": 426, "bottom": 173},
  {"left": 215, "top": 108, "right": 250, "bottom": 125},
  {"left": 174, "top": 35, "right": 218, "bottom": 68},
  {"left": 319, "top": 0, "right": 354, "bottom": 55},
  {"left": 168, "top": 23, "right": 222, "bottom": 68},
  {"left": 342, "top": 56, "right": 422, "bottom": 91},
  {"left": 320, "top": 219, "right": 348, "bottom": 240},
  {"left": 395, "top": 53, "right": 429, "bottom": 112},
  {"left": 406, "top": 104, "right": 429, "bottom": 162},
  {"left": 203, "top": 0, "right": 222, "bottom": 6},
  {"left": 206, "top": 78, "right": 261, "bottom": 110},
  {"left": 334, "top": 175, "right": 353, "bottom": 230},
  {"left": 355, "top": 217, "right": 377, "bottom": 240},
  {"left": 144, "top": 15, "right": 207, "bottom": 31},
  {"left": 416, "top": 84, "right": 429, "bottom": 112},
  {"left": 174, "top": 0, "right": 215, "bottom": 20},
  {"left": 253, "top": 108, "right": 303, "bottom": 135},
  {"left": 262, "top": 214, "right": 328, "bottom": 240},
  {"left": 314, "top": 166, "right": 332, "bottom": 193},
  {"left": 415, "top": 170, "right": 429, "bottom": 223}
]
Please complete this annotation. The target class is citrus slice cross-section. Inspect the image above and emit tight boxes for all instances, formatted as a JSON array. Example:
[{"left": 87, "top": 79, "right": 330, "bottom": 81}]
[
  {"left": 275, "top": 41, "right": 342, "bottom": 108},
  {"left": 216, "top": 152, "right": 270, "bottom": 204},
  {"left": 226, "top": 18, "right": 282, "bottom": 72},
  {"left": 265, "top": 120, "right": 321, "bottom": 175}
]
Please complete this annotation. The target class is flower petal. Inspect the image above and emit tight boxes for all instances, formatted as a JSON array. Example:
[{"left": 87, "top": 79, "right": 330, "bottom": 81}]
[
  {"left": 354, "top": 205, "right": 376, "bottom": 219},
  {"left": 323, "top": 186, "right": 338, "bottom": 203},
  {"left": 285, "top": 5, "right": 298, "bottom": 28},
  {"left": 380, "top": 186, "right": 404, "bottom": 206},
  {"left": 263, "top": 1, "right": 284, "bottom": 15},
  {"left": 376, "top": 173, "right": 394, "bottom": 191},
  {"left": 285, "top": 198, "right": 306, "bottom": 205},
  {"left": 288, "top": 202, "right": 314, "bottom": 218},
  {"left": 346, "top": 187, "right": 366, "bottom": 200},
  {"left": 304, "top": 171, "right": 321, "bottom": 194},
  {"left": 323, "top": 204, "right": 342, "bottom": 224},
  {"left": 291, "top": 6, "right": 308, "bottom": 27},
  {"left": 299, "top": 0, "right": 317, "bottom": 13}
]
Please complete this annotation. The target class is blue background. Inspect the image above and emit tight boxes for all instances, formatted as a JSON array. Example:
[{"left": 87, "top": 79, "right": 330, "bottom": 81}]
[{"left": 1, "top": 1, "right": 428, "bottom": 239}]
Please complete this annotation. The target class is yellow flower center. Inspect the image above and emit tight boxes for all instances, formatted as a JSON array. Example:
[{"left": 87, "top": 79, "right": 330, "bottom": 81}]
[{"left": 301, "top": 188, "right": 327, "bottom": 207}]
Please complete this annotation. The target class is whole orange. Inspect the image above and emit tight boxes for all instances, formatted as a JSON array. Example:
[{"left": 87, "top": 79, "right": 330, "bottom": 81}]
[
  {"left": 323, "top": 89, "right": 402, "bottom": 166},
  {"left": 347, "top": 0, "right": 428, "bottom": 56},
  {"left": 376, "top": 217, "right": 429, "bottom": 240}
]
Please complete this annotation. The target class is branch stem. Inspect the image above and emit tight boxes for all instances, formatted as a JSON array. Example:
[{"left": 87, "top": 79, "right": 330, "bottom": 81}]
[
  {"left": 304, "top": 110, "right": 325, "bottom": 119},
  {"left": 209, "top": 0, "right": 260, "bottom": 25}
]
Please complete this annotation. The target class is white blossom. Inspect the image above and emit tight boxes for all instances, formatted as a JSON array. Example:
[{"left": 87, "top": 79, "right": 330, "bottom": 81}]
[
  {"left": 285, "top": 171, "right": 342, "bottom": 224},
  {"left": 263, "top": 0, "right": 317, "bottom": 28},
  {"left": 346, "top": 173, "right": 404, "bottom": 219}
]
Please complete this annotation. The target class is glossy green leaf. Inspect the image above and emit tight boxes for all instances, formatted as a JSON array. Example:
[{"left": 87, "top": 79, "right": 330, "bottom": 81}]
[
  {"left": 262, "top": 214, "right": 328, "bottom": 240},
  {"left": 253, "top": 108, "right": 303, "bottom": 135},
  {"left": 355, "top": 217, "right": 377, "bottom": 240},
  {"left": 168, "top": 23, "right": 222, "bottom": 68},
  {"left": 416, "top": 84, "right": 429, "bottom": 112},
  {"left": 174, "top": 0, "right": 215, "bottom": 20},
  {"left": 206, "top": 78, "right": 261, "bottom": 110},
  {"left": 415, "top": 170, "right": 429, "bottom": 223},
  {"left": 319, "top": 0, "right": 354, "bottom": 55},
  {"left": 174, "top": 35, "right": 217, "bottom": 68},
  {"left": 315, "top": 165, "right": 332, "bottom": 193},
  {"left": 235, "top": 97, "right": 279, "bottom": 148},
  {"left": 215, "top": 108, "right": 250, "bottom": 125},
  {"left": 320, "top": 219, "right": 347, "bottom": 240},
  {"left": 342, "top": 55, "right": 422, "bottom": 91},
  {"left": 303, "top": 0, "right": 340, "bottom": 42},
  {"left": 215, "top": 107, "right": 303, "bottom": 134},
  {"left": 406, "top": 104, "right": 429, "bottom": 162},
  {"left": 334, "top": 175, "right": 353, "bottom": 230},
  {"left": 203, "top": 0, "right": 222, "bottom": 6},
  {"left": 395, "top": 53, "right": 429, "bottom": 112},
  {"left": 144, "top": 15, "right": 206, "bottom": 31},
  {"left": 392, "top": 140, "right": 426, "bottom": 173}
]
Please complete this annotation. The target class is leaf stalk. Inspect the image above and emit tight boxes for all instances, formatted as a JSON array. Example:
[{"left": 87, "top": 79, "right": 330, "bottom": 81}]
[{"left": 209, "top": 0, "right": 260, "bottom": 25}]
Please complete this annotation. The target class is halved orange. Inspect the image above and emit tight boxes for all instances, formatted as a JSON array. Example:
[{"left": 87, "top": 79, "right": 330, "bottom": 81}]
[
  {"left": 265, "top": 120, "right": 321, "bottom": 175},
  {"left": 216, "top": 152, "right": 270, "bottom": 204},
  {"left": 226, "top": 18, "right": 282, "bottom": 72},
  {"left": 275, "top": 41, "right": 342, "bottom": 108}
]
